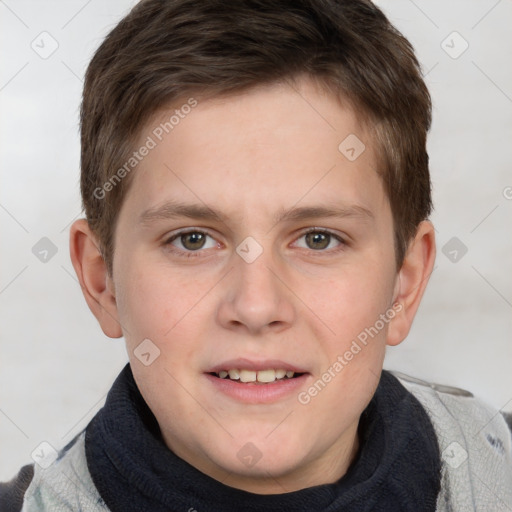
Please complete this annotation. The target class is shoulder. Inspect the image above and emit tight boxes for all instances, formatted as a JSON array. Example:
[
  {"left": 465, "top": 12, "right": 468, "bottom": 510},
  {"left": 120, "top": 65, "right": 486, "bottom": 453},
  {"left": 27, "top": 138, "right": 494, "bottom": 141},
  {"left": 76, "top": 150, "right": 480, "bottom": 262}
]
[
  {"left": 1, "top": 432, "right": 109, "bottom": 512},
  {"left": 391, "top": 371, "right": 512, "bottom": 512},
  {"left": 392, "top": 370, "right": 512, "bottom": 438}
]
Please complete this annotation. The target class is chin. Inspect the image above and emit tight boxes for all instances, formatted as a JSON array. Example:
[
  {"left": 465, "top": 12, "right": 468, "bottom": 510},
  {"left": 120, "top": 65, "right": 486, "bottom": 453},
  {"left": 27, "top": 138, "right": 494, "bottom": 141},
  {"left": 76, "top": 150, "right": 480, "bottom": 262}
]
[{"left": 208, "top": 434, "right": 307, "bottom": 479}]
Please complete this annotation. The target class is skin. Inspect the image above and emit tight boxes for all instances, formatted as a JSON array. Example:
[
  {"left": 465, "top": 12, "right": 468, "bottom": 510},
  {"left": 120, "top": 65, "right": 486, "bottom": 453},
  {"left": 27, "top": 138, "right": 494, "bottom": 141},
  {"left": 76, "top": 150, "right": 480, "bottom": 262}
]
[{"left": 70, "top": 77, "right": 436, "bottom": 494}]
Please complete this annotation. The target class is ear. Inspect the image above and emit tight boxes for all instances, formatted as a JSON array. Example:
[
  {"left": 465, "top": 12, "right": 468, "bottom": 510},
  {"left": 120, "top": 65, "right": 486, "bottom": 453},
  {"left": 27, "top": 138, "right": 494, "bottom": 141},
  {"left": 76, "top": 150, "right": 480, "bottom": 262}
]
[
  {"left": 69, "top": 219, "right": 123, "bottom": 338},
  {"left": 386, "top": 221, "right": 436, "bottom": 346}
]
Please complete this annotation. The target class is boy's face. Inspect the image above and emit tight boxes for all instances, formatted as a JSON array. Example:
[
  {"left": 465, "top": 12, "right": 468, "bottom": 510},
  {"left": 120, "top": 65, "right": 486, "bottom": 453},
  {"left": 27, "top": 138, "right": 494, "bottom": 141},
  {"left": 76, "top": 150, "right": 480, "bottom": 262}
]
[{"left": 91, "top": 78, "right": 412, "bottom": 492}]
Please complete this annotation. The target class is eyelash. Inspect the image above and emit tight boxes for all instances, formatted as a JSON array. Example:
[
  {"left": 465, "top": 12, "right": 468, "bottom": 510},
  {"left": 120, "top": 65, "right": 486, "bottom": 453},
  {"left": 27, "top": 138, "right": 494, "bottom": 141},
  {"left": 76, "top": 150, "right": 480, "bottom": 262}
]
[
  {"left": 163, "top": 229, "right": 219, "bottom": 258},
  {"left": 294, "top": 228, "right": 347, "bottom": 255},
  {"left": 163, "top": 228, "right": 347, "bottom": 258}
]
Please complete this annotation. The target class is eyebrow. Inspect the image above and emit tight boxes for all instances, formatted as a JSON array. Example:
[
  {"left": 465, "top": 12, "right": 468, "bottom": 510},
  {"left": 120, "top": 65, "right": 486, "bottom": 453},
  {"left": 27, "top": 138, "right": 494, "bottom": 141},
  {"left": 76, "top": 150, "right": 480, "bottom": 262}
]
[
  {"left": 139, "top": 201, "right": 226, "bottom": 225},
  {"left": 139, "top": 200, "right": 374, "bottom": 226},
  {"left": 273, "top": 204, "right": 374, "bottom": 223}
]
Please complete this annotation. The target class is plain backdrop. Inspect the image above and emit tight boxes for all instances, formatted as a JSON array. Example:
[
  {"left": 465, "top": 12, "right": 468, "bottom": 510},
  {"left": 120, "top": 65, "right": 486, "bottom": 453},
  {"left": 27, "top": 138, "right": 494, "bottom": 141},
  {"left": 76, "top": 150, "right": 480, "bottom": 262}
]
[{"left": 1, "top": 0, "right": 511, "bottom": 480}]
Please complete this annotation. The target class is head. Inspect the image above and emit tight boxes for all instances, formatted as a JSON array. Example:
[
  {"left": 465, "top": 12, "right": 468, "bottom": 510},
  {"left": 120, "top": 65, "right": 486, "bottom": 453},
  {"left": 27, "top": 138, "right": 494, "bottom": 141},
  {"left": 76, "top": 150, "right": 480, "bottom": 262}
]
[{"left": 71, "top": 0, "right": 436, "bottom": 493}]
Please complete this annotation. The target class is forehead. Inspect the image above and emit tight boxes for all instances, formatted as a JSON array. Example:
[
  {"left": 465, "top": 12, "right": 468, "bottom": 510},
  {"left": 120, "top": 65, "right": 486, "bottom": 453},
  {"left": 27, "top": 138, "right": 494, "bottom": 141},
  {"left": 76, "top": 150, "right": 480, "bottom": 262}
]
[{"left": 120, "top": 78, "right": 389, "bottom": 225}]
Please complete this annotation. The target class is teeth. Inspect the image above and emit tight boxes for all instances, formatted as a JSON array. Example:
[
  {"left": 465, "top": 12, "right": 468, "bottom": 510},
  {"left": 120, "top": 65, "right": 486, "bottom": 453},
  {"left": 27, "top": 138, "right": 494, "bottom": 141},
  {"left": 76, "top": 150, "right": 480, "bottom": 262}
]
[
  {"left": 216, "top": 368, "right": 298, "bottom": 383},
  {"left": 239, "top": 370, "right": 257, "bottom": 382},
  {"left": 257, "top": 369, "right": 276, "bottom": 383},
  {"left": 228, "top": 369, "right": 240, "bottom": 380}
]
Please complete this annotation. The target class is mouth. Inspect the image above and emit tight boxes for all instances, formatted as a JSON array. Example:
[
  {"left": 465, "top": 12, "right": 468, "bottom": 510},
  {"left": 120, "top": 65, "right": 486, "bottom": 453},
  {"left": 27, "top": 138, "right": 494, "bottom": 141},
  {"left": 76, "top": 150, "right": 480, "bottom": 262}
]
[
  {"left": 208, "top": 368, "right": 305, "bottom": 384},
  {"left": 205, "top": 359, "right": 310, "bottom": 403}
]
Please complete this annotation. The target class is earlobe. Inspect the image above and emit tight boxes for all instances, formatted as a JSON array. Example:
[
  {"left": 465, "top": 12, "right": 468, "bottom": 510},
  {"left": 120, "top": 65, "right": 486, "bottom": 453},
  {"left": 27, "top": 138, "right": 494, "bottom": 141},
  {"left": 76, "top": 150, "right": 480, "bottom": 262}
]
[
  {"left": 386, "top": 221, "right": 436, "bottom": 346},
  {"left": 69, "top": 219, "right": 123, "bottom": 339}
]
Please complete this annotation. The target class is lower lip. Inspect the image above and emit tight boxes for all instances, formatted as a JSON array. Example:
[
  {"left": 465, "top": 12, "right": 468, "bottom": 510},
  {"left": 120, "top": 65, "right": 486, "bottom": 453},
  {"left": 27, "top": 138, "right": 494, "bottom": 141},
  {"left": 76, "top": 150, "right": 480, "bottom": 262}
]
[{"left": 204, "top": 373, "right": 309, "bottom": 404}]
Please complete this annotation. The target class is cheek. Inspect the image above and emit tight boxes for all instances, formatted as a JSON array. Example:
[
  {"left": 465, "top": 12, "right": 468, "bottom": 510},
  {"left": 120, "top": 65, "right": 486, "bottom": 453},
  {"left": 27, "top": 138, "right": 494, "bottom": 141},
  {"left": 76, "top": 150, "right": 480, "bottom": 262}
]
[
  {"left": 115, "top": 259, "right": 216, "bottom": 359},
  {"left": 296, "top": 270, "right": 392, "bottom": 431},
  {"left": 115, "top": 260, "right": 176, "bottom": 344},
  {"left": 310, "top": 265, "right": 395, "bottom": 344}
]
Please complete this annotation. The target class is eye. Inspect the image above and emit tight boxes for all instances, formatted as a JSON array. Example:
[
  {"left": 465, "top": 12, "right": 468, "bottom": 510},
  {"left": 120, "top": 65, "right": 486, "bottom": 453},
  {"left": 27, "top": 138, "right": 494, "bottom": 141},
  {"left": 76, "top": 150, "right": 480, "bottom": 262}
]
[
  {"left": 167, "top": 230, "right": 218, "bottom": 252},
  {"left": 294, "top": 230, "right": 344, "bottom": 251}
]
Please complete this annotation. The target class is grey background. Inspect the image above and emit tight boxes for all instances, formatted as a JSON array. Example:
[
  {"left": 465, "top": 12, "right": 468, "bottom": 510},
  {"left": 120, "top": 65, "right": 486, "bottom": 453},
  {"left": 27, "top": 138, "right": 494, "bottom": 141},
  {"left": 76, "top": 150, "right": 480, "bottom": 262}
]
[{"left": 1, "top": 0, "right": 511, "bottom": 480}]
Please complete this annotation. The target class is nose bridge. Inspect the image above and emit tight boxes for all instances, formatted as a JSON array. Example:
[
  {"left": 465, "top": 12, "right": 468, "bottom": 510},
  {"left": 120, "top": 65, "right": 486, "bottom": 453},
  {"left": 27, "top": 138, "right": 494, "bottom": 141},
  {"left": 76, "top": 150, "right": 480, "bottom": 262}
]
[
  {"left": 237, "top": 251, "right": 278, "bottom": 302},
  {"left": 218, "top": 244, "right": 295, "bottom": 333}
]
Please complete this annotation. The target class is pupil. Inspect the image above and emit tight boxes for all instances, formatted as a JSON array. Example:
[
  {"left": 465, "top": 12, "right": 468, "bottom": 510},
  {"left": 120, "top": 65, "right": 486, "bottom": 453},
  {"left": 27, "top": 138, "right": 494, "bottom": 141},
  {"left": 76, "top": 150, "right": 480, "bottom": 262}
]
[
  {"left": 306, "top": 232, "right": 330, "bottom": 250},
  {"left": 182, "top": 232, "right": 206, "bottom": 250}
]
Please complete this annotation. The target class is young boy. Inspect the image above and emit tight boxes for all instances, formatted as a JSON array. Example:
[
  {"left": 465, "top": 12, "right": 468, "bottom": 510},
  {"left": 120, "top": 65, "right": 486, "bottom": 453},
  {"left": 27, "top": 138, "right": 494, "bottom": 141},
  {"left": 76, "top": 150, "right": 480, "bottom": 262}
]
[{"left": 1, "top": 0, "right": 511, "bottom": 510}]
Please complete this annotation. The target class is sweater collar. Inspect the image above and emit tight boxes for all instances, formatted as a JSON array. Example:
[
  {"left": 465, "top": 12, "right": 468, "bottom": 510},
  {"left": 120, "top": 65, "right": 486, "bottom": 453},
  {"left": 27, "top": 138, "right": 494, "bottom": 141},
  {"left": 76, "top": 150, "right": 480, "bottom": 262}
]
[{"left": 86, "top": 364, "right": 441, "bottom": 512}]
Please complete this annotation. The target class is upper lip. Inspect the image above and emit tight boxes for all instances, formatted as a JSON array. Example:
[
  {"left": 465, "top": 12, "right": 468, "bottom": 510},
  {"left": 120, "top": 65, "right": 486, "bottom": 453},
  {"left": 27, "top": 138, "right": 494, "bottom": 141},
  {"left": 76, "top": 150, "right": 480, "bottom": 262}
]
[{"left": 207, "top": 358, "right": 309, "bottom": 374}]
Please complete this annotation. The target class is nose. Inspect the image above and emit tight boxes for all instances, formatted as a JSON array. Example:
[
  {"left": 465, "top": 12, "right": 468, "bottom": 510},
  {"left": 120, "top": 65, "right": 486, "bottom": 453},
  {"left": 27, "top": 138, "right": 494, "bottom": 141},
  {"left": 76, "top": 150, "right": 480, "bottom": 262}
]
[{"left": 216, "top": 252, "right": 295, "bottom": 335}]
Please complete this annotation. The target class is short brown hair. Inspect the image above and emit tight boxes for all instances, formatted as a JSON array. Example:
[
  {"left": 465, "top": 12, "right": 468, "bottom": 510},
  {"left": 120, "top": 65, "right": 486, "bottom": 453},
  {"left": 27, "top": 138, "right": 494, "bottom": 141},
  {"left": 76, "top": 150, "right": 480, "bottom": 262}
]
[{"left": 81, "top": 0, "right": 432, "bottom": 273}]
